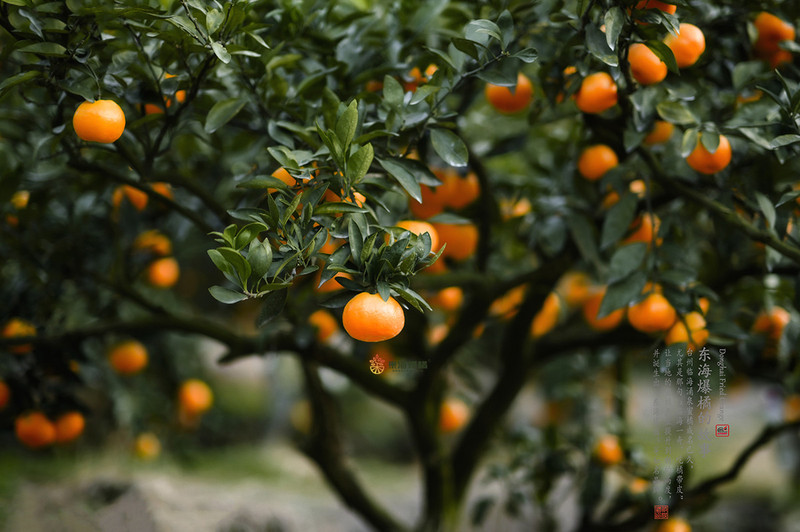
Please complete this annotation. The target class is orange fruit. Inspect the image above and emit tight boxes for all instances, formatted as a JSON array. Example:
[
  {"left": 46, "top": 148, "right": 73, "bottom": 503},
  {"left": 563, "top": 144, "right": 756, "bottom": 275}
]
[
  {"left": 428, "top": 322, "right": 450, "bottom": 345},
  {"left": 644, "top": 120, "right": 674, "bottom": 145},
  {"left": 178, "top": 379, "right": 214, "bottom": 415},
  {"left": 556, "top": 271, "right": 593, "bottom": 307},
  {"left": 499, "top": 197, "right": 532, "bottom": 219},
  {"left": 485, "top": 72, "right": 534, "bottom": 114},
  {"left": 54, "top": 411, "right": 85, "bottom": 444},
  {"left": 409, "top": 184, "right": 446, "bottom": 219},
  {"left": 365, "top": 80, "right": 384, "bottom": 92},
  {"left": 785, "top": 394, "right": 800, "bottom": 422},
  {"left": 594, "top": 434, "right": 624, "bottom": 465},
  {"left": 147, "top": 257, "right": 180, "bottom": 288},
  {"left": 602, "top": 190, "right": 621, "bottom": 209},
  {"left": 623, "top": 213, "right": 662, "bottom": 246},
  {"left": 133, "top": 230, "right": 172, "bottom": 256},
  {"left": 134, "top": 432, "right": 161, "bottom": 460},
  {"left": 144, "top": 103, "right": 164, "bottom": 115},
  {"left": 574, "top": 72, "right": 618, "bottom": 114},
  {"left": 150, "top": 182, "right": 173, "bottom": 200},
  {"left": 11, "top": 190, "right": 29, "bottom": 210},
  {"left": 686, "top": 134, "right": 732, "bottom": 174},
  {"left": 577, "top": 144, "right": 619, "bottom": 181},
  {"left": 112, "top": 185, "right": 148, "bottom": 211},
  {"left": 2, "top": 318, "right": 36, "bottom": 354},
  {"left": 582, "top": 288, "right": 626, "bottom": 331},
  {"left": 440, "top": 171, "right": 480, "bottom": 209},
  {"left": 395, "top": 220, "right": 440, "bottom": 251},
  {"left": 665, "top": 311, "right": 709, "bottom": 351},
  {"left": 15, "top": 412, "right": 56, "bottom": 449},
  {"left": 0, "top": 380, "right": 9, "bottom": 410},
  {"left": 342, "top": 292, "right": 405, "bottom": 342},
  {"left": 490, "top": 285, "right": 526, "bottom": 319},
  {"left": 628, "top": 43, "right": 667, "bottom": 85},
  {"left": 73, "top": 100, "right": 126, "bottom": 143},
  {"left": 531, "top": 292, "right": 562, "bottom": 338},
  {"left": 698, "top": 297, "right": 710, "bottom": 315},
  {"left": 628, "top": 292, "right": 677, "bottom": 333},
  {"left": 430, "top": 287, "right": 463, "bottom": 312},
  {"left": 634, "top": 0, "right": 676, "bottom": 15},
  {"left": 655, "top": 518, "right": 691, "bottom": 532},
  {"left": 629, "top": 179, "right": 647, "bottom": 198},
  {"left": 309, "top": 309, "right": 338, "bottom": 342},
  {"left": 431, "top": 223, "right": 478, "bottom": 261},
  {"left": 270, "top": 167, "right": 295, "bottom": 193},
  {"left": 315, "top": 271, "right": 352, "bottom": 293},
  {"left": 319, "top": 235, "right": 343, "bottom": 255},
  {"left": 628, "top": 477, "right": 650, "bottom": 495},
  {"left": 664, "top": 23, "right": 706, "bottom": 68},
  {"left": 766, "top": 49, "right": 793, "bottom": 68},
  {"left": 439, "top": 398, "right": 469, "bottom": 433},
  {"left": 403, "top": 66, "right": 426, "bottom": 92},
  {"left": 754, "top": 12, "right": 795, "bottom": 55},
  {"left": 752, "top": 306, "right": 791, "bottom": 340},
  {"left": 108, "top": 339, "right": 148, "bottom": 375},
  {"left": 165, "top": 73, "right": 186, "bottom": 103}
]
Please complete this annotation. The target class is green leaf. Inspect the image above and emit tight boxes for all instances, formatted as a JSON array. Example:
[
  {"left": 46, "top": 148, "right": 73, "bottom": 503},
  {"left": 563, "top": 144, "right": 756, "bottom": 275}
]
[
  {"left": 235, "top": 222, "right": 268, "bottom": 250},
  {"left": 348, "top": 218, "right": 364, "bottom": 266},
  {"left": 168, "top": 16, "right": 204, "bottom": 42},
  {"left": 246, "top": 31, "right": 270, "bottom": 50},
  {"left": 0, "top": 70, "right": 41, "bottom": 94},
  {"left": 598, "top": 271, "right": 647, "bottom": 319},
  {"left": 208, "top": 249, "right": 234, "bottom": 276},
  {"left": 769, "top": 134, "right": 800, "bottom": 149},
  {"left": 645, "top": 40, "right": 678, "bottom": 74},
  {"left": 211, "top": 42, "right": 231, "bottom": 63},
  {"left": 255, "top": 288, "right": 287, "bottom": 328},
  {"left": 467, "top": 19, "right": 502, "bottom": 44},
  {"left": 452, "top": 38, "right": 480, "bottom": 61},
  {"left": 430, "top": 129, "right": 468, "bottom": 167},
  {"left": 378, "top": 157, "right": 422, "bottom": 202},
  {"left": 347, "top": 143, "right": 373, "bottom": 183},
  {"left": 218, "top": 247, "right": 252, "bottom": 288},
  {"left": 237, "top": 175, "right": 291, "bottom": 190},
  {"left": 600, "top": 193, "right": 637, "bottom": 249},
  {"left": 608, "top": 243, "right": 648, "bottom": 283},
  {"left": 313, "top": 202, "right": 368, "bottom": 215},
  {"left": 204, "top": 97, "right": 247, "bottom": 133},
  {"left": 755, "top": 192, "right": 776, "bottom": 231},
  {"left": 656, "top": 101, "right": 698, "bottom": 125},
  {"left": 1, "top": 0, "right": 28, "bottom": 6},
  {"left": 567, "top": 214, "right": 601, "bottom": 268},
  {"left": 497, "top": 10, "right": 514, "bottom": 49},
  {"left": 604, "top": 8, "right": 624, "bottom": 51},
  {"left": 513, "top": 47, "right": 538, "bottom": 63},
  {"left": 205, "top": 8, "right": 223, "bottom": 35},
  {"left": 209, "top": 286, "right": 248, "bottom": 304},
  {"left": 681, "top": 128, "right": 699, "bottom": 157},
  {"left": 586, "top": 23, "right": 618, "bottom": 66},
  {"left": 700, "top": 131, "right": 720, "bottom": 153},
  {"left": 18, "top": 42, "right": 66, "bottom": 56},
  {"left": 382, "top": 75, "right": 404, "bottom": 107},
  {"left": 335, "top": 99, "right": 359, "bottom": 149}
]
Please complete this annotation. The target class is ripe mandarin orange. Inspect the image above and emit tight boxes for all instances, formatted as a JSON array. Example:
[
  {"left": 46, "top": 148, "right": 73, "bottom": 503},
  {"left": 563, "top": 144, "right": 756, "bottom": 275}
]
[
  {"left": 628, "top": 292, "right": 677, "bottom": 333},
  {"left": 431, "top": 222, "right": 478, "bottom": 261},
  {"left": 269, "top": 167, "right": 295, "bottom": 193},
  {"left": 133, "top": 230, "right": 172, "bottom": 256},
  {"left": 309, "top": 309, "right": 338, "bottom": 342},
  {"left": 179, "top": 379, "right": 214, "bottom": 415},
  {"left": 112, "top": 185, "right": 148, "bottom": 211},
  {"left": 623, "top": 213, "right": 662, "bottom": 246},
  {"left": 644, "top": 120, "right": 674, "bottom": 145},
  {"left": 150, "top": 182, "right": 173, "bottom": 200},
  {"left": 531, "top": 292, "right": 562, "bottom": 338},
  {"left": 11, "top": 190, "right": 29, "bottom": 210},
  {"left": 409, "top": 184, "right": 446, "bottom": 219},
  {"left": 485, "top": 72, "right": 534, "bottom": 114},
  {"left": 594, "top": 434, "right": 624, "bottom": 465},
  {"left": 578, "top": 144, "right": 619, "bottom": 181},
  {"left": 752, "top": 306, "right": 791, "bottom": 340},
  {"left": 15, "top": 411, "right": 56, "bottom": 449},
  {"left": 315, "top": 271, "right": 352, "bottom": 293},
  {"left": 108, "top": 340, "right": 148, "bottom": 375},
  {"left": 54, "top": 411, "right": 85, "bottom": 444},
  {"left": 440, "top": 172, "right": 480, "bottom": 209},
  {"left": 147, "top": 257, "right": 180, "bottom": 288},
  {"left": 490, "top": 285, "right": 526, "bottom": 320},
  {"left": 628, "top": 43, "right": 667, "bottom": 85},
  {"left": 635, "top": 0, "right": 676, "bottom": 15},
  {"left": 556, "top": 271, "right": 593, "bottom": 307},
  {"left": 134, "top": 432, "right": 162, "bottom": 460},
  {"left": 583, "top": 288, "right": 626, "bottom": 331},
  {"left": 664, "top": 23, "right": 706, "bottom": 68},
  {"left": 665, "top": 312, "right": 708, "bottom": 351},
  {"left": 686, "top": 134, "right": 731, "bottom": 174},
  {"left": 2, "top": 318, "right": 36, "bottom": 354},
  {"left": 73, "top": 100, "right": 126, "bottom": 143},
  {"left": 430, "top": 287, "right": 463, "bottom": 312},
  {"left": 342, "top": 292, "right": 405, "bottom": 342},
  {"left": 574, "top": 72, "right": 618, "bottom": 114},
  {"left": 439, "top": 398, "right": 470, "bottom": 433},
  {"left": 754, "top": 12, "right": 795, "bottom": 55},
  {"left": 656, "top": 517, "right": 691, "bottom": 532}
]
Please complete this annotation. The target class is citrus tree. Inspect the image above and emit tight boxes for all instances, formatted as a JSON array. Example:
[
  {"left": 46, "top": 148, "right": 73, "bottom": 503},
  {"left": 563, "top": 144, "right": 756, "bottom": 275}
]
[{"left": 2, "top": 0, "right": 800, "bottom": 530}]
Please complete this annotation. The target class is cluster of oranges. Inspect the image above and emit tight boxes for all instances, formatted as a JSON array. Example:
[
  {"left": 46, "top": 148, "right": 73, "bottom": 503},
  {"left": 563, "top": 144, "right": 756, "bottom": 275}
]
[
  {"left": 132, "top": 229, "right": 180, "bottom": 289},
  {"left": 14, "top": 410, "right": 85, "bottom": 449}
]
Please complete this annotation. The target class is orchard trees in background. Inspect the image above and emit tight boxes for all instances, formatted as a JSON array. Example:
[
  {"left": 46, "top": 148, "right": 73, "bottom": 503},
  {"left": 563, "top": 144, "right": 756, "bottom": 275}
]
[{"left": 2, "top": 0, "right": 800, "bottom": 531}]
